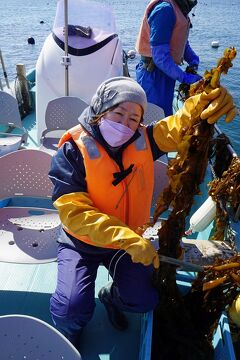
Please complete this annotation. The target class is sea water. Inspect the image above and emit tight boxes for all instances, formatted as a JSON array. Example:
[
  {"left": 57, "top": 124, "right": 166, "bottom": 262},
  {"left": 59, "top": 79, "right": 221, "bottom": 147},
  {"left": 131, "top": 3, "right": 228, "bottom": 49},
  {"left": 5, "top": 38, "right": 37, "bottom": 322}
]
[{"left": 0, "top": 0, "right": 239, "bottom": 152}]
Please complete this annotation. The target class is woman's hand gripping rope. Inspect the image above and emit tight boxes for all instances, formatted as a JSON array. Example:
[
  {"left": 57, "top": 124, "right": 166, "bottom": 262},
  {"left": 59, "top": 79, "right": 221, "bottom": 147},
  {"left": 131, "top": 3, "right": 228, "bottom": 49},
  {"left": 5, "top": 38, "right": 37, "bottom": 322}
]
[
  {"left": 200, "top": 86, "right": 237, "bottom": 124},
  {"left": 121, "top": 237, "right": 160, "bottom": 269},
  {"left": 181, "top": 86, "right": 237, "bottom": 125}
]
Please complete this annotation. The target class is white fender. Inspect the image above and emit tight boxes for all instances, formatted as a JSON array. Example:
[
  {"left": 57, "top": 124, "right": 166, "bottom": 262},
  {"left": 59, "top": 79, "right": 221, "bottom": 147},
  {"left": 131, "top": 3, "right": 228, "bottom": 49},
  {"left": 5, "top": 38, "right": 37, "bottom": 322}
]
[{"left": 189, "top": 196, "right": 216, "bottom": 233}]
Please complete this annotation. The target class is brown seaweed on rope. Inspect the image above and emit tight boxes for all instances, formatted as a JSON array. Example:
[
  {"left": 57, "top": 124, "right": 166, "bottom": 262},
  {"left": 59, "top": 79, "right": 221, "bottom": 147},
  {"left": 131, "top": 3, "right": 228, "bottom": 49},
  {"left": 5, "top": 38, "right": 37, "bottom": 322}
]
[{"left": 150, "top": 47, "right": 238, "bottom": 360}]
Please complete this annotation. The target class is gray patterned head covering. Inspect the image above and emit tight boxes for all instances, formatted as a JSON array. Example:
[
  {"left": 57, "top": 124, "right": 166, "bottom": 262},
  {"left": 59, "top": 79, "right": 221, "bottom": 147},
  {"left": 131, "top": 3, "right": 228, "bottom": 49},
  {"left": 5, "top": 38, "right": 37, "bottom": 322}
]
[{"left": 89, "top": 76, "right": 147, "bottom": 119}]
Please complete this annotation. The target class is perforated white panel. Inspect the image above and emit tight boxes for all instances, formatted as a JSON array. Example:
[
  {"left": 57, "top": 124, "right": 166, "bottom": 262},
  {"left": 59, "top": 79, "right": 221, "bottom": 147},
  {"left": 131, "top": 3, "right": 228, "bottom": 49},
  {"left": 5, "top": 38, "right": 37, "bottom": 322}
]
[
  {"left": 144, "top": 102, "right": 165, "bottom": 125},
  {"left": 0, "top": 315, "right": 81, "bottom": 359},
  {"left": 0, "top": 207, "right": 60, "bottom": 263},
  {"left": 0, "top": 149, "right": 53, "bottom": 199}
]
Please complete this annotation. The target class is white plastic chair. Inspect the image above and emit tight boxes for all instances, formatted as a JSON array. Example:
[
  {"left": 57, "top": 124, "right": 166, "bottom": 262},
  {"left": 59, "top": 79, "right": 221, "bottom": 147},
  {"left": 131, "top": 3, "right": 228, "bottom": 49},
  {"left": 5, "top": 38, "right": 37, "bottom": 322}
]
[
  {"left": 152, "top": 157, "right": 169, "bottom": 207},
  {"left": 40, "top": 96, "right": 88, "bottom": 154},
  {"left": 142, "top": 158, "right": 169, "bottom": 241},
  {"left": 143, "top": 104, "right": 171, "bottom": 241},
  {"left": 0, "top": 314, "right": 81, "bottom": 359},
  {"left": 0, "top": 149, "right": 60, "bottom": 264},
  {"left": 143, "top": 103, "right": 168, "bottom": 205},
  {"left": 144, "top": 102, "right": 165, "bottom": 125},
  {"left": 0, "top": 91, "right": 28, "bottom": 156}
]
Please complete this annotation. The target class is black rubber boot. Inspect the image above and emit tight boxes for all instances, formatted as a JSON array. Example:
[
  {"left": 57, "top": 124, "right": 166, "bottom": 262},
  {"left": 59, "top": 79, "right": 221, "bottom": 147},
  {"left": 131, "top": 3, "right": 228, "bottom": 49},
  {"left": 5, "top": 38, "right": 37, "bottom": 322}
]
[
  {"left": 98, "top": 283, "right": 128, "bottom": 331},
  {"left": 59, "top": 328, "right": 83, "bottom": 351}
]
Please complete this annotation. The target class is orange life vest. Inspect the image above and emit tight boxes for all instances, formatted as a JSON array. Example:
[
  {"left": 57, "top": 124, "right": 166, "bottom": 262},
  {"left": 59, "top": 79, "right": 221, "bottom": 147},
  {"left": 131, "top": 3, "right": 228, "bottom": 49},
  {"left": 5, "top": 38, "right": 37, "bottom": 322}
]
[
  {"left": 135, "top": 0, "right": 190, "bottom": 64},
  {"left": 58, "top": 124, "right": 154, "bottom": 248}
]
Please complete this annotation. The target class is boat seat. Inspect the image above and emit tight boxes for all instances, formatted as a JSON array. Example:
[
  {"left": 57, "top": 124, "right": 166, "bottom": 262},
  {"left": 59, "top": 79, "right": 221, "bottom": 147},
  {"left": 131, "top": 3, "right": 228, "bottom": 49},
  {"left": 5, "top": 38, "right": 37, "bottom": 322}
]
[
  {"left": 0, "top": 314, "right": 81, "bottom": 359},
  {"left": 142, "top": 157, "right": 169, "bottom": 242},
  {"left": 144, "top": 102, "right": 165, "bottom": 125},
  {"left": 40, "top": 96, "right": 88, "bottom": 154},
  {"left": 152, "top": 157, "right": 169, "bottom": 207},
  {"left": 0, "top": 149, "right": 60, "bottom": 264},
  {"left": 0, "top": 91, "right": 28, "bottom": 156},
  {"left": 141, "top": 103, "right": 168, "bottom": 217}
]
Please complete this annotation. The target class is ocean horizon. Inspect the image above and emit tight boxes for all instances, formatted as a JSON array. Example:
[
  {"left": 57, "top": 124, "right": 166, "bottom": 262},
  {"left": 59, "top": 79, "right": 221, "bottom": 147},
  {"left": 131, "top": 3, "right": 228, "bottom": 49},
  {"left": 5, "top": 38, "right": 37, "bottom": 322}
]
[{"left": 1, "top": 0, "right": 239, "bottom": 153}]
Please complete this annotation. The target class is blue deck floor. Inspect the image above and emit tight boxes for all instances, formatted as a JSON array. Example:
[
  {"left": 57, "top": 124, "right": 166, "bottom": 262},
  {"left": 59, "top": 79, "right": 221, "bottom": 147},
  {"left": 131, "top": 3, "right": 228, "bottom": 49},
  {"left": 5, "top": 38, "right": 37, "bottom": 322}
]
[
  {"left": 0, "top": 106, "right": 145, "bottom": 359},
  {"left": 0, "top": 261, "right": 142, "bottom": 359}
]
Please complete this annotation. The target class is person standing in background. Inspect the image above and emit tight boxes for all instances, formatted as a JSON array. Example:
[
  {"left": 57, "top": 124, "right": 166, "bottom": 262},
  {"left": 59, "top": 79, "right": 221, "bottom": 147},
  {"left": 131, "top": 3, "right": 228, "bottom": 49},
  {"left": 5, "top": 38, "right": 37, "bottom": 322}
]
[{"left": 135, "top": 0, "right": 201, "bottom": 116}]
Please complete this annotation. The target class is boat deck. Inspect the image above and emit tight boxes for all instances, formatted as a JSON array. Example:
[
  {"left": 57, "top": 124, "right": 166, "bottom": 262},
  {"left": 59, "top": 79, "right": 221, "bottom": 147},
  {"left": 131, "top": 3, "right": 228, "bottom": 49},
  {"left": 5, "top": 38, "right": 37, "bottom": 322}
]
[
  {"left": 0, "top": 260, "right": 143, "bottom": 360},
  {"left": 0, "top": 104, "right": 143, "bottom": 359}
]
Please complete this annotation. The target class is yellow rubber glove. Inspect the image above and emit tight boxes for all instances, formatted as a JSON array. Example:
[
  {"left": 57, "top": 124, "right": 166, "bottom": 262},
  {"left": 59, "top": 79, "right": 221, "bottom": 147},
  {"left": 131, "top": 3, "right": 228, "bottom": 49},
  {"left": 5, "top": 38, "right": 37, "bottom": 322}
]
[
  {"left": 54, "top": 192, "right": 160, "bottom": 268},
  {"left": 200, "top": 86, "right": 237, "bottom": 124},
  {"left": 176, "top": 86, "right": 236, "bottom": 125},
  {"left": 152, "top": 86, "right": 237, "bottom": 152},
  {"left": 121, "top": 237, "right": 160, "bottom": 269}
]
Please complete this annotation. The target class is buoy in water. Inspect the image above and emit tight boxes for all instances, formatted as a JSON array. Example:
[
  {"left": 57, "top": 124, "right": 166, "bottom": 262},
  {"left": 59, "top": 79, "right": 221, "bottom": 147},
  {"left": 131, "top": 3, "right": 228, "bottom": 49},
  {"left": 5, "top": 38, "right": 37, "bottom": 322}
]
[
  {"left": 40, "top": 20, "right": 44, "bottom": 24},
  {"left": 211, "top": 41, "right": 219, "bottom": 48},
  {"left": 27, "top": 37, "right": 35, "bottom": 45}
]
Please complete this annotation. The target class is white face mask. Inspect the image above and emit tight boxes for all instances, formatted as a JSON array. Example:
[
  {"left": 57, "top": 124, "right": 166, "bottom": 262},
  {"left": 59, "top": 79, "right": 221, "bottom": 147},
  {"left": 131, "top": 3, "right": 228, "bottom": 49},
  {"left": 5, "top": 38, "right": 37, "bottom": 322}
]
[{"left": 99, "top": 117, "right": 135, "bottom": 147}]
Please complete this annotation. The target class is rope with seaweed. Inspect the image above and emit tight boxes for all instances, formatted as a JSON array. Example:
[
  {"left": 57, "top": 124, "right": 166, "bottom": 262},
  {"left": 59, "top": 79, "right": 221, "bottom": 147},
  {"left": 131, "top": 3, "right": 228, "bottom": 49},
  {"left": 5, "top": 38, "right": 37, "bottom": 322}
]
[
  {"left": 209, "top": 156, "right": 240, "bottom": 242},
  {"left": 150, "top": 47, "right": 237, "bottom": 360}
]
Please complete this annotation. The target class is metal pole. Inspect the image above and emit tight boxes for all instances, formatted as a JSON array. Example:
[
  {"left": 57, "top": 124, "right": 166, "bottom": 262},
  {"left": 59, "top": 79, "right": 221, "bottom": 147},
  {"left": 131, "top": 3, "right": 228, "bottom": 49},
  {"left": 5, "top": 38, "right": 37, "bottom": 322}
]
[
  {"left": 64, "top": 0, "right": 69, "bottom": 96},
  {"left": 0, "top": 49, "right": 10, "bottom": 89}
]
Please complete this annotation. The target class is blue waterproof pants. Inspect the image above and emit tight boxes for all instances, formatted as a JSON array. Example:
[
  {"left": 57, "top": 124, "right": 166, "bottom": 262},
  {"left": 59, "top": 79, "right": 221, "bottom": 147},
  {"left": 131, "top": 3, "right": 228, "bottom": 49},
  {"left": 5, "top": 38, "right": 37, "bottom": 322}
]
[
  {"left": 50, "top": 243, "right": 159, "bottom": 338},
  {"left": 136, "top": 61, "right": 176, "bottom": 117}
]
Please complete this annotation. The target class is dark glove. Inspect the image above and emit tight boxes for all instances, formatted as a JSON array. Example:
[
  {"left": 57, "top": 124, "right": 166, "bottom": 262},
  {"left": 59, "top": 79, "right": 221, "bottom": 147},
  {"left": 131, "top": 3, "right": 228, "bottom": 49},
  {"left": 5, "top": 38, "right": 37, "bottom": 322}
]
[{"left": 182, "top": 72, "right": 202, "bottom": 84}]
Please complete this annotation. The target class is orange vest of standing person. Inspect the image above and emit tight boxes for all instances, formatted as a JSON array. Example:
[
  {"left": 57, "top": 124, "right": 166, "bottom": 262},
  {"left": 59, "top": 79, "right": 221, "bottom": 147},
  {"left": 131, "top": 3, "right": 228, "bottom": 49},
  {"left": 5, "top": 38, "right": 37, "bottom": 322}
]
[
  {"left": 58, "top": 124, "right": 154, "bottom": 249},
  {"left": 135, "top": 0, "right": 190, "bottom": 65}
]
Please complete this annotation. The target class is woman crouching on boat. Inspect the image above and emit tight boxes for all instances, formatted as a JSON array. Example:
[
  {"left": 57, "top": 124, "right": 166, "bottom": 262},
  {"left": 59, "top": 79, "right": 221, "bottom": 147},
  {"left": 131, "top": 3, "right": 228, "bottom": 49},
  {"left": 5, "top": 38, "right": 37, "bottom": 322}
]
[{"left": 48, "top": 76, "right": 236, "bottom": 348}]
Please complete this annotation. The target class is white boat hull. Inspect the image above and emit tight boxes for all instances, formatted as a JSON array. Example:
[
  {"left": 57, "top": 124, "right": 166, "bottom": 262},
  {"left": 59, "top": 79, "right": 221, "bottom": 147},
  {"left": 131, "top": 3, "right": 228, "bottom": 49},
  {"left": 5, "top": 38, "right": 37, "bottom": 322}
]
[{"left": 36, "top": 33, "right": 123, "bottom": 144}]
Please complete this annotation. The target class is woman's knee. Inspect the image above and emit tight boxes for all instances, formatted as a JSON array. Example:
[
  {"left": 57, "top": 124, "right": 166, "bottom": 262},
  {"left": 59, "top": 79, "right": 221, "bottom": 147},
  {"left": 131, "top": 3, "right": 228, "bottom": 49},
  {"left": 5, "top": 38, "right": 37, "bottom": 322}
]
[
  {"left": 50, "top": 290, "right": 96, "bottom": 323},
  {"left": 124, "top": 287, "right": 159, "bottom": 312}
]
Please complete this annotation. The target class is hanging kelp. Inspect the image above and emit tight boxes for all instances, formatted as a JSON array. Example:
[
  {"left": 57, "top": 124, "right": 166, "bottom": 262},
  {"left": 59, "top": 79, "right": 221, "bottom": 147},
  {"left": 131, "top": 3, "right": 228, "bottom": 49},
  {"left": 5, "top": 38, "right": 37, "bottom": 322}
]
[
  {"left": 151, "top": 47, "right": 237, "bottom": 360},
  {"left": 209, "top": 156, "right": 240, "bottom": 241}
]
